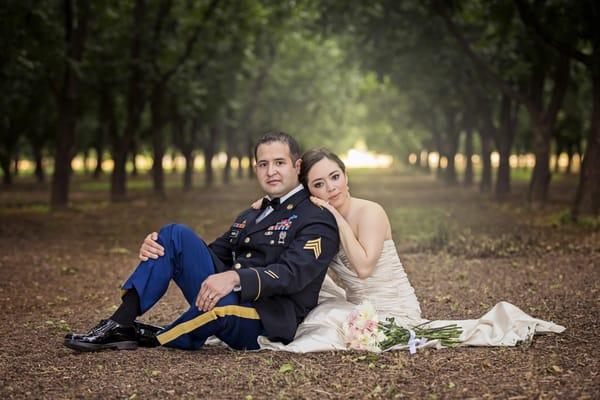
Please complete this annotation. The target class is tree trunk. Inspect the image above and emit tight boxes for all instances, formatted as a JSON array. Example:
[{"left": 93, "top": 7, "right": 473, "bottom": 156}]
[
  {"left": 479, "top": 131, "right": 492, "bottom": 193},
  {"left": 150, "top": 87, "right": 166, "bottom": 199},
  {"left": 0, "top": 155, "right": 11, "bottom": 185},
  {"left": 170, "top": 151, "right": 178, "bottom": 174},
  {"left": 495, "top": 96, "right": 518, "bottom": 201},
  {"left": 553, "top": 140, "right": 562, "bottom": 173},
  {"left": 464, "top": 129, "right": 473, "bottom": 187},
  {"left": 204, "top": 151, "right": 214, "bottom": 187},
  {"left": 435, "top": 156, "right": 444, "bottom": 180},
  {"left": 565, "top": 143, "right": 574, "bottom": 174},
  {"left": 237, "top": 154, "right": 244, "bottom": 179},
  {"left": 110, "top": 109, "right": 130, "bottom": 202},
  {"left": 131, "top": 151, "right": 138, "bottom": 176},
  {"left": 527, "top": 58, "right": 570, "bottom": 204},
  {"left": 130, "top": 138, "right": 139, "bottom": 177},
  {"left": 183, "top": 150, "right": 194, "bottom": 191},
  {"left": 444, "top": 110, "right": 459, "bottom": 185},
  {"left": 203, "top": 126, "right": 218, "bottom": 187},
  {"left": 572, "top": 67, "right": 600, "bottom": 218},
  {"left": 111, "top": 150, "right": 128, "bottom": 201},
  {"left": 223, "top": 152, "right": 232, "bottom": 184},
  {"left": 421, "top": 150, "right": 431, "bottom": 173},
  {"left": 528, "top": 122, "right": 553, "bottom": 203},
  {"left": 51, "top": 99, "right": 77, "bottom": 206},
  {"left": 176, "top": 117, "right": 199, "bottom": 191},
  {"left": 445, "top": 155, "right": 457, "bottom": 184},
  {"left": 246, "top": 135, "right": 254, "bottom": 179},
  {"left": 431, "top": 129, "right": 444, "bottom": 181},
  {"left": 13, "top": 154, "right": 19, "bottom": 176},
  {"left": 93, "top": 143, "right": 103, "bottom": 179},
  {"left": 223, "top": 121, "right": 235, "bottom": 185},
  {"left": 92, "top": 91, "right": 105, "bottom": 180},
  {"left": 50, "top": 0, "right": 90, "bottom": 208},
  {"left": 33, "top": 144, "right": 45, "bottom": 183},
  {"left": 110, "top": 0, "right": 146, "bottom": 202},
  {"left": 82, "top": 149, "right": 89, "bottom": 174},
  {"left": 496, "top": 150, "right": 511, "bottom": 201}
]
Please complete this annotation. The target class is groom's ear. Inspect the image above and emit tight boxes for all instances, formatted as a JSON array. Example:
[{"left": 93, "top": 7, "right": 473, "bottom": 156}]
[{"left": 294, "top": 158, "right": 302, "bottom": 174}]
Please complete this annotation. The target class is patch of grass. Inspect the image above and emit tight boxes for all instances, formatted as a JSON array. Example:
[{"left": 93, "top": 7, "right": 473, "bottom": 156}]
[
  {"left": 45, "top": 319, "right": 71, "bottom": 332},
  {"left": 72, "top": 201, "right": 110, "bottom": 212},
  {"left": 0, "top": 203, "right": 51, "bottom": 214},
  {"left": 535, "top": 208, "right": 600, "bottom": 229},
  {"left": 60, "top": 266, "right": 79, "bottom": 275},
  {"left": 575, "top": 215, "right": 600, "bottom": 229},
  {"left": 510, "top": 168, "right": 533, "bottom": 182},
  {"left": 80, "top": 179, "right": 185, "bottom": 191},
  {"left": 389, "top": 206, "right": 456, "bottom": 251}
]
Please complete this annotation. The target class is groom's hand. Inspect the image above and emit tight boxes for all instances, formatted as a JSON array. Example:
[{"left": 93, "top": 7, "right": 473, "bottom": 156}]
[
  {"left": 139, "top": 232, "right": 164, "bottom": 261},
  {"left": 196, "top": 271, "right": 240, "bottom": 312}
]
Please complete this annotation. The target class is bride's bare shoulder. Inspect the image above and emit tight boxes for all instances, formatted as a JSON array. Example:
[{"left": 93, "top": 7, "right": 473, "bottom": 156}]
[{"left": 353, "top": 198, "right": 389, "bottom": 220}]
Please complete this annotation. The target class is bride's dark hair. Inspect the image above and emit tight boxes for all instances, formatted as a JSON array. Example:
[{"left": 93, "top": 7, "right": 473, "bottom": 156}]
[{"left": 299, "top": 148, "right": 346, "bottom": 187}]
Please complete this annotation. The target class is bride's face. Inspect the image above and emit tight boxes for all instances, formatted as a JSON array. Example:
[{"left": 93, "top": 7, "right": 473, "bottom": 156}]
[{"left": 306, "top": 158, "right": 349, "bottom": 208}]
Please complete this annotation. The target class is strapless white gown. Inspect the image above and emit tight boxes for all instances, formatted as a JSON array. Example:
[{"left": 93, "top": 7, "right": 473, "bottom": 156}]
[{"left": 258, "top": 240, "right": 565, "bottom": 352}]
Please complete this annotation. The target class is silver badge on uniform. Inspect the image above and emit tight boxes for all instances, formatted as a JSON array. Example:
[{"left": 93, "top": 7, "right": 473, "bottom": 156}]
[
  {"left": 264, "top": 231, "right": 274, "bottom": 236},
  {"left": 278, "top": 231, "right": 287, "bottom": 244}
]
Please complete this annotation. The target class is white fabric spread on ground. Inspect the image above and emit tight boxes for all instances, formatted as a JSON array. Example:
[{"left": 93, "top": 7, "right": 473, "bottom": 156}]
[{"left": 258, "top": 240, "right": 565, "bottom": 353}]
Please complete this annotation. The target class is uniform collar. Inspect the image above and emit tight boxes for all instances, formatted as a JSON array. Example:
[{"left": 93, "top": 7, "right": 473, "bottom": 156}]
[
  {"left": 245, "top": 185, "right": 307, "bottom": 234},
  {"left": 267, "top": 183, "right": 304, "bottom": 203}
]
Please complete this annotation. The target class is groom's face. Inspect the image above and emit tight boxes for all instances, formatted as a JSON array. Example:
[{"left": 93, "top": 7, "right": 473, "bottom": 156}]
[{"left": 255, "top": 141, "right": 301, "bottom": 198}]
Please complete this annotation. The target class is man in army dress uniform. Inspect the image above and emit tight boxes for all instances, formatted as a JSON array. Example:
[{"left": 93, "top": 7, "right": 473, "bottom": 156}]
[{"left": 64, "top": 132, "right": 339, "bottom": 351}]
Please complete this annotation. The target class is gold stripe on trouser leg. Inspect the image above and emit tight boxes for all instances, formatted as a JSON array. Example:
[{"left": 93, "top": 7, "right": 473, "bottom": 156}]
[{"left": 156, "top": 305, "right": 260, "bottom": 345}]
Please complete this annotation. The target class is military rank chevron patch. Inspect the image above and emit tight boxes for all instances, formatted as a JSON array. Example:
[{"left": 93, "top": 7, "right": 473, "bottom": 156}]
[{"left": 303, "top": 238, "right": 322, "bottom": 259}]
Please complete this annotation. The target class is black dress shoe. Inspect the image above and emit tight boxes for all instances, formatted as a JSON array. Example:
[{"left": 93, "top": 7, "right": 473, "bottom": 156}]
[
  {"left": 64, "top": 319, "right": 138, "bottom": 352},
  {"left": 64, "top": 320, "right": 163, "bottom": 348},
  {"left": 134, "top": 320, "right": 162, "bottom": 348}
]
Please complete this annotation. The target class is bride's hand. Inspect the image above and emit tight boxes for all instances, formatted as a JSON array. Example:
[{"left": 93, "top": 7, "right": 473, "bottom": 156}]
[
  {"left": 310, "top": 196, "right": 335, "bottom": 212},
  {"left": 250, "top": 197, "right": 266, "bottom": 210}
]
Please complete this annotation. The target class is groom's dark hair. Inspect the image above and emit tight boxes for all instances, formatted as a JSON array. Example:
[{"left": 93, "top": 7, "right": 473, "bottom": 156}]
[{"left": 254, "top": 131, "right": 302, "bottom": 162}]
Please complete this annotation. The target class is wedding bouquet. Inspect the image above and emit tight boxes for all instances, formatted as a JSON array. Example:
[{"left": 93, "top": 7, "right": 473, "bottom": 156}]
[
  {"left": 342, "top": 301, "right": 387, "bottom": 352},
  {"left": 343, "top": 301, "right": 463, "bottom": 353}
]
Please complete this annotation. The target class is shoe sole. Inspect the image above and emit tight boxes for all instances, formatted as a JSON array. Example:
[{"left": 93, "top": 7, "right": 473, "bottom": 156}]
[{"left": 64, "top": 339, "right": 138, "bottom": 352}]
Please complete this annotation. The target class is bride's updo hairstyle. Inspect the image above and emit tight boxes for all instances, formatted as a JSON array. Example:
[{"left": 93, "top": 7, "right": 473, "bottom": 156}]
[{"left": 299, "top": 148, "right": 346, "bottom": 187}]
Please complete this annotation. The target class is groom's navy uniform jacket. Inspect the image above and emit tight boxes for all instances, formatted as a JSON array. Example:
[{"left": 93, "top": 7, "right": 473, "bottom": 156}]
[{"left": 208, "top": 188, "right": 339, "bottom": 343}]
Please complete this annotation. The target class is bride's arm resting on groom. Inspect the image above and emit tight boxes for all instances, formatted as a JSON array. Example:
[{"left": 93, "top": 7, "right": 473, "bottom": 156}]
[{"left": 309, "top": 196, "right": 391, "bottom": 279}]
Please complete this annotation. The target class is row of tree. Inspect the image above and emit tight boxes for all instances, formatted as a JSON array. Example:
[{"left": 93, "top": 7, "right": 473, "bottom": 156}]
[
  {"left": 1, "top": 0, "right": 598, "bottom": 218},
  {"left": 320, "top": 0, "right": 598, "bottom": 218}
]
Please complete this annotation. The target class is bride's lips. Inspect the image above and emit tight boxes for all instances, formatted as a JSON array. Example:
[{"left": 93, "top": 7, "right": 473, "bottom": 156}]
[{"left": 328, "top": 193, "right": 341, "bottom": 202}]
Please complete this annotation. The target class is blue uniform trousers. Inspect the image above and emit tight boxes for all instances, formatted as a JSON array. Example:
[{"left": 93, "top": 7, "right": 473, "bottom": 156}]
[{"left": 121, "top": 223, "right": 264, "bottom": 350}]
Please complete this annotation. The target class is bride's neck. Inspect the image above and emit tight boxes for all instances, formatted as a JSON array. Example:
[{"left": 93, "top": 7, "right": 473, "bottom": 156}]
[{"left": 337, "top": 195, "right": 352, "bottom": 218}]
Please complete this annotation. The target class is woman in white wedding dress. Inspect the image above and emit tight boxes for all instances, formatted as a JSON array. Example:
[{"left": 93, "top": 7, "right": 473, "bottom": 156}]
[{"left": 258, "top": 148, "right": 565, "bottom": 352}]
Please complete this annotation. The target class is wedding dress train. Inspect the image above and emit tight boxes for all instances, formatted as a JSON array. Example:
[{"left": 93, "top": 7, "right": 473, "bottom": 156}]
[{"left": 258, "top": 240, "right": 565, "bottom": 353}]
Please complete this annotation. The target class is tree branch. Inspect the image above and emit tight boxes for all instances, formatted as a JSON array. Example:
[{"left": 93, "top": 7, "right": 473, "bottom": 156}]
[
  {"left": 150, "top": 0, "right": 174, "bottom": 75},
  {"left": 431, "top": 0, "right": 531, "bottom": 107},
  {"left": 543, "top": 56, "right": 570, "bottom": 125},
  {"left": 513, "top": 0, "right": 590, "bottom": 66},
  {"left": 161, "top": 0, "right": 220, "bottom": 85}
]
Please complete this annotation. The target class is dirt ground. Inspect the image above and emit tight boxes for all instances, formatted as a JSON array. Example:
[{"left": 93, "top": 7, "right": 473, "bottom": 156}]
[{"left": 0, "top": 170, "right": 598, "bottom": 399}]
